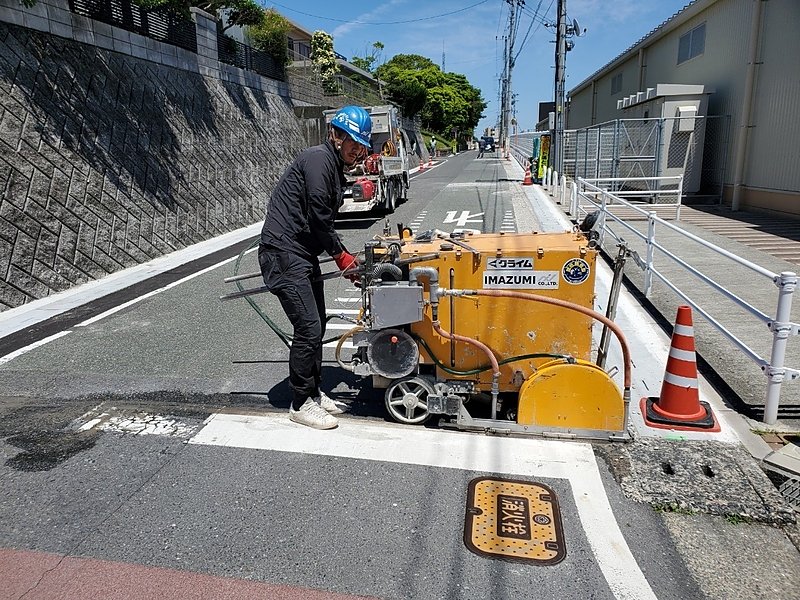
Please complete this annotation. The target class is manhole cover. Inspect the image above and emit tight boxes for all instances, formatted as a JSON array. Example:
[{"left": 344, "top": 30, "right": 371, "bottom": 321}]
[{"left": 464, "top": 477, "right": 565, "bottom": 565}]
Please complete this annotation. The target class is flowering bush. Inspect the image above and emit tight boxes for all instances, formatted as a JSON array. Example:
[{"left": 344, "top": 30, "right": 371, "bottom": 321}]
[{"left": 310, "top": 31, "right": 340, "bottom": 95}]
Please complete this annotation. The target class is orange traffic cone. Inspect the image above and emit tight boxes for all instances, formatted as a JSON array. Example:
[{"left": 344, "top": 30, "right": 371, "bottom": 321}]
[
  {"left": 419, "top": 159, "right": 425, "bottom": 172},
  {"left": 522, "top": 162, "right": 533, "bottom": 185},
  {"left": 428, "top": 155, "right": 434, "bottom": 167},
  {"left": 641, "top": 305, "right": 720, "bottom": 431}
]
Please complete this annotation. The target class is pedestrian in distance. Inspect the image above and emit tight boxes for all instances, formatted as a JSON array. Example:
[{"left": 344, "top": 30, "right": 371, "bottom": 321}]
[
  {"left": 258, "top": 105, "right": 372, "bottom": 430},
  {"left": 430, "top": 137, "right": 436, "bottom": 158},
  {"left": 477, "top": 139, "right": 485, "bottom": 159}
]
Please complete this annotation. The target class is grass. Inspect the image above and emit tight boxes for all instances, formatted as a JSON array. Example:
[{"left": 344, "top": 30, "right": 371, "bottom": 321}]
[
  {"left": 725, "top": 514, "right": 753, "bottom": 525},
  {"left": 652, "top": 502, "right": 697, "bottom": 515}
]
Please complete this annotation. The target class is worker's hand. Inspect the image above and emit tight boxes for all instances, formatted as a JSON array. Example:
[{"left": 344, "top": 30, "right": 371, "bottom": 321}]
[{"left": 334, "top": 251, "right": 360, "bottom": 281}]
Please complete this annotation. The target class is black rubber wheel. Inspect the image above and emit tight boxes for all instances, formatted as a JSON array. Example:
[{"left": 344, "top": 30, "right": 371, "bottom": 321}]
[{"left": 383, "top": 180, "right": 396, "bottom": 213}]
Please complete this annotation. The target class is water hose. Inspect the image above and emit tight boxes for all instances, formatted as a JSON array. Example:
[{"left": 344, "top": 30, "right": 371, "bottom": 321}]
[
  {"left": 372, "top": 262, "right": 403, "bottom": 281},
  {"left": 412, "top": 332, "right": 565, "bottom": 375},
  {"left": 432, "top": 321, "right": 502, "bottom": 419},
  {"left": 231, "top": 240, "right": 351, "bottom": 348},
  {"left": 335, "top": 325, "right": 364, "bottom": 371},
  {"left": 442, "top": 288, "right": 633, "bottom": 411}
]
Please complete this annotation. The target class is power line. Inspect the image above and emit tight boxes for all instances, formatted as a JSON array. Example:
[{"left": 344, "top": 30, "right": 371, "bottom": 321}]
[
  {"left": 265, "top": 0, "right": 490, "bottom": 25},
  {"left": 516, "top": 0, "right": 554, "bottom": 57},
  {"left": 520, "top": 2, "right": 553, "bottom": 26}
]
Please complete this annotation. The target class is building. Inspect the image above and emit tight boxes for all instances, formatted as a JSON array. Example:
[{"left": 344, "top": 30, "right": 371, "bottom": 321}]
[
  {"left": 566, "top": 0, "right": 799, "bottom": 215},
  {"left": 284, "top": 17, "right": 383, "bottom": 107}
]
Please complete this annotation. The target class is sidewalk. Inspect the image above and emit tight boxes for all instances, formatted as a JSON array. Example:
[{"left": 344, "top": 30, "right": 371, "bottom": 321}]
[{"left": 505, "top": 157, "right": 800, "bottom": 486}]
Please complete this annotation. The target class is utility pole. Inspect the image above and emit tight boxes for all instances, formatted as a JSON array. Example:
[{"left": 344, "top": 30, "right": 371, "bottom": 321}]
[
  {"left": 496, "top": 34, "right": 506, "bottom": 137},
  {"left": 553, "top": 0, "right": 567, "bottom": 174},
  {"left": 504, "top": 2, "right": 516, "bottom": 157},
  {"left": 500, "top": 0, "right": 524, "bottom": 158}
]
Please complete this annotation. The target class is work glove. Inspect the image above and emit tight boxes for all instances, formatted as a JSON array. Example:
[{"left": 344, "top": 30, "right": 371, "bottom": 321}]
[{"left": 334, "top": 251, "right": 360, "bottom": 282}]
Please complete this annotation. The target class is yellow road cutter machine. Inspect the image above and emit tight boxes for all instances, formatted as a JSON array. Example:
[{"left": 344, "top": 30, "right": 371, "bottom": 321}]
[{"left": 337, "top": 227, "right": 632, "bottom": 441}]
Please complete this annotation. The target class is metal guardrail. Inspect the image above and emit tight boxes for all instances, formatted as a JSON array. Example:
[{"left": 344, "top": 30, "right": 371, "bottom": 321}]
[
  {"left": 69, "top": 0, "right": 197, "bottom": 53},
  {"left": 571, "top": 177, "right": 798, "bottom": 424},
  {"left": 579, "top": 176, "right": 684, "bottom": 220}
]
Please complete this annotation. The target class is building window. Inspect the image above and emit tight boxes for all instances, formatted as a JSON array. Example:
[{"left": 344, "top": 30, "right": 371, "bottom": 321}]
[
  {"left": 678, "top": 23, "right": 705, "bottom": 64},
  {"left": 611, "top": 73, "right": 622, "bottom": 95}
]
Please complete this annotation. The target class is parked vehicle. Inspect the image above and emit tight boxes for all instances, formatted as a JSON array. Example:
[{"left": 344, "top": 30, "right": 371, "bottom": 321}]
[
  {"left": 481, "top": 136, "right": 496, "bottom": 153},
  {"left": 324, "top": 105, "right": 411, "bottom": 214}
]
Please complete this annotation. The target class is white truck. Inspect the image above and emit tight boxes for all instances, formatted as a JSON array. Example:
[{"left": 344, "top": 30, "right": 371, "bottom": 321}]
[{"left": 324, "top": 105, "right": 411, "bottom": 214}]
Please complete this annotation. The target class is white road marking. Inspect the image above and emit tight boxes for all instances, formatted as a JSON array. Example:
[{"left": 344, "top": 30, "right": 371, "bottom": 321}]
[
  {"left": 77, "top": 251, "right": 251, "bottom": 327},
  {"left": 0, "top": 223, "right": 262, "bottom": 338},
  {"left": 323, "top": 340, "right": 354, "bottom": 349},
  {"left": 0, "top": 331, "right": 71, "bottom": 365},
  {"left": 0, "top": 250, "right": 256, "bottom": 363},
  {"left": 446, "top": 182, "right": 501, "bottom": 188},
  {"left": 190, "top": 413, "right": 656, "bottom": 600},
  {"left": 444, "top": 210, "right": 485, "bottom": 227}
]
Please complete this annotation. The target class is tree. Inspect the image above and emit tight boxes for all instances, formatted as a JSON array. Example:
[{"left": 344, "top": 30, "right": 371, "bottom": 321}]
[
  {"left": 376, "top": 54, "right": 436, "bottom": 117},
  {"left": 311, "top": 31, "right": 340, "bottom": 95},
  {"left": 350, "top": 41, "right": 384, "bottom": 74},
  {"left": 247, "top": 8, "right": 291, "bottom": 65},
  {"left": 131, "top": 0, "right": 260, "bottom": 26},
  {"left": 376, "top": 54, "right": 486, "bottom": 135},
  {"left": 211, "top": 0, "right": 264, "bottom": 32}
]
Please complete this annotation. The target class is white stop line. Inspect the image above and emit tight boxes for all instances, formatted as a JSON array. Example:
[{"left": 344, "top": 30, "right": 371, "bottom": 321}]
[{"left": 190, "top": 414, "right": 656, "bottom": 600}]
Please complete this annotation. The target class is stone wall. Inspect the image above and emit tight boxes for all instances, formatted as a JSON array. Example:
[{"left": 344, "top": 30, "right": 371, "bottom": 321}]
[{"left": 0, "top": 1, "right": 305, "bottom": 310}]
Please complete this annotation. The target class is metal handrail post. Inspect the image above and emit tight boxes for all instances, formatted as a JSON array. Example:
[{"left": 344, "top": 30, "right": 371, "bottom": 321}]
[
  {"left": 599, "top": 189, "right": 609, "bottom": 247},
  {"left": 613, "top": 119, "right": 620, "bottom": 181},
  {"left": 570, "top": 181, "right": 577, "bottom": 216},
  {"left": 655, "top": 118, "right": 664, "bottom": 178},
  {"left": 676, "top": 174, "right": 684, "bottom": 221},
  {"left": 644, "top": 212, "right": 656, "bottom": 297},
  {"left": 764, "top": 271, "right": 798, "bottom": 424}
]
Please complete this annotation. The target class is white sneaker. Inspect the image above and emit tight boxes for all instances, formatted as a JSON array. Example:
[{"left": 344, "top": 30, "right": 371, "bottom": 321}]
[
  {"left": 315, "top": 391, "right": 347, "bottom": 415},
  {"left": 289, "top": 398, "right": 339, "bottom": 430}
]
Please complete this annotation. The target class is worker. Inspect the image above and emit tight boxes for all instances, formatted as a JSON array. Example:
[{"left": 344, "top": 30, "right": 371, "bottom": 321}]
[{"left": 258, "top": 105, "right": 372, "bottom": 430}]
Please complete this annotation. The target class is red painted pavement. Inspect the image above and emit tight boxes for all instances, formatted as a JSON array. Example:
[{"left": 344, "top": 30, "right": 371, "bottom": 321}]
[{"left": 0, "top": 548, "right": 379, "bottom": 600}]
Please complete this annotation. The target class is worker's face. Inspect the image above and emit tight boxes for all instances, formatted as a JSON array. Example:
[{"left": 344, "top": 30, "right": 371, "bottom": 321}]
[{"left": 339, "top": 136, "right": 368, "bottom": 167}]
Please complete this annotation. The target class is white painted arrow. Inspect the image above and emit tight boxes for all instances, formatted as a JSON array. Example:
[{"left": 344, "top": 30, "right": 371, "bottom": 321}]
[{"left": 443, "top": 210, "right": 485, "bottom": 227}]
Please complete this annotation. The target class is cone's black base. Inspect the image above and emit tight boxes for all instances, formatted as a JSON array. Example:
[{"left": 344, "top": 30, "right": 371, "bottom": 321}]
[{"left": 643, "top": 397, "right": 718, "bottom": 429}]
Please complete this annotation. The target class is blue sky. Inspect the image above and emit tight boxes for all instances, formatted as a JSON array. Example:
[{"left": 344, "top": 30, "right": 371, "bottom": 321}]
[{"left": 267, "top": 0, "right": 691, "bottom": 134}]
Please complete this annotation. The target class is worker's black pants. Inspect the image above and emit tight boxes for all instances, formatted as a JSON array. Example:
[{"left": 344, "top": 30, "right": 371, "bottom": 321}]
[{"left": 259, "top": 245, "right": 325, "bottom": 411}]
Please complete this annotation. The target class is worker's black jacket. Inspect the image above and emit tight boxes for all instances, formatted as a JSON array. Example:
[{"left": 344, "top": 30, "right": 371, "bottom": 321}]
[{"left": 260, "top": 139, "right": 346, "bottom": 260}]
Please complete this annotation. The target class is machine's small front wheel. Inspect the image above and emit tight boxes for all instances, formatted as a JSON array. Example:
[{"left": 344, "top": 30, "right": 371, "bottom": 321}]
[{"left": 384, "top": 376, "right": 434, "bottom": 424}]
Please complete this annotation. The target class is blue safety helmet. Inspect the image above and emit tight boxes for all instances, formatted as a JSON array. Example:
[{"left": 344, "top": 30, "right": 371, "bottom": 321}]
[{"left": 331, "top": 106, "right": 372, "bottom": 148}]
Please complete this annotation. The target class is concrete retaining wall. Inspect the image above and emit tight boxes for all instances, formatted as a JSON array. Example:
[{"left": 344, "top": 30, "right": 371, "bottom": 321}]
[{"left": 0, "top": 0, "right": 305, "bottom": 310}]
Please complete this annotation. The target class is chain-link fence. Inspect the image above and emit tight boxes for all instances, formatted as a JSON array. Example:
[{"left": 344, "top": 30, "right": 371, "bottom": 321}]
[
  {"left": 562, "top": 116, "right": 730, "bottom": 200},
  {"left": 512, "top": 116, "right": 730, "bottom": 200}
]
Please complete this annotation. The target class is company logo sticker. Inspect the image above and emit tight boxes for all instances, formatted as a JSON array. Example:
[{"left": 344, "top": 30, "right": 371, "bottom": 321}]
[
  {"left": 486, "top": 257, "right": 534, "bottom": 270},
  {"left": 483, "top": 270, "right": 559, "bottom": 289},
  {"left": 562, "top": 258, "right": 590, "bottom": 285}
]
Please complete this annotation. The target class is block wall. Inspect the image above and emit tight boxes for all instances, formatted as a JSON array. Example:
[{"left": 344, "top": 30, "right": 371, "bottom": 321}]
[{"left": 0, "top": 7, "right": 304, "bottom": 310}]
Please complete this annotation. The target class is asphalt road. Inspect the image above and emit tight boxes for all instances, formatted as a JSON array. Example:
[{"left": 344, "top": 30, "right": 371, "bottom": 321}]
[{"left": 1, "top": 150, "right": 798, "bottom": 600}]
